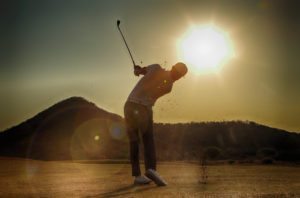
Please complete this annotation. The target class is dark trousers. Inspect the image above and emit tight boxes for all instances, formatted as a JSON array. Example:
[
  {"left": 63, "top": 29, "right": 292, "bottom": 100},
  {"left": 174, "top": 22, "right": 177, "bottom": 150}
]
[{"left": 124, "top": 101, "right": 156, "bottom": 176}]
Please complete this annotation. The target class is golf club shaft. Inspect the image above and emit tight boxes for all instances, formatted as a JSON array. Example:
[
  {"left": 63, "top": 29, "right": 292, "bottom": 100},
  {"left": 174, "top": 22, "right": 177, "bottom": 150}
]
[{"left": 117, "top": 22, "right": 136, "bottom": 67}]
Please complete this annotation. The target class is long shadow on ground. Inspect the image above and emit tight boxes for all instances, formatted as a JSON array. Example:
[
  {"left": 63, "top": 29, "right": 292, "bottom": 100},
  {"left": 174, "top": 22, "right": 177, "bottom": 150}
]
[{"left": 89, "top": 184, "right": 157, "bottom": 198}]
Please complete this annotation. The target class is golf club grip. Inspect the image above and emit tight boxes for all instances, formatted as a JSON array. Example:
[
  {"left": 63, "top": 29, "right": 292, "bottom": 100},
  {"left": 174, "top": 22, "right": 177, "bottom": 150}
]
[{"left": 117, "top": 26, "right": 136, "bottom": 67}]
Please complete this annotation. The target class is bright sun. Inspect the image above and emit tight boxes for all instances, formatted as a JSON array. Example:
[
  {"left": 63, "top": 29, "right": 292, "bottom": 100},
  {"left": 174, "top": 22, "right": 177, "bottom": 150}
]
[{"left": 178, "top": 24, "right": 234, "bottom": 74}]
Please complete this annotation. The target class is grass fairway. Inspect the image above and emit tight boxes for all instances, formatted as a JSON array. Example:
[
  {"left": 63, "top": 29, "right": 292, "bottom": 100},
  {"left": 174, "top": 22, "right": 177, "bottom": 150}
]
[{"left": 0, "top": 158, "right": 299, "bottom": 197}]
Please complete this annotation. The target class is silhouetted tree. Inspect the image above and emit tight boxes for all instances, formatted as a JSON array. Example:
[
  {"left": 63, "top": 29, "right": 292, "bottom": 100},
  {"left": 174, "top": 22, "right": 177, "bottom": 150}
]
[
  {"left": 257, "top": 147, "right": 278, "bottom": 164},
  {"left": 199, "top": 146, "right": 222, "bottom": 184}
]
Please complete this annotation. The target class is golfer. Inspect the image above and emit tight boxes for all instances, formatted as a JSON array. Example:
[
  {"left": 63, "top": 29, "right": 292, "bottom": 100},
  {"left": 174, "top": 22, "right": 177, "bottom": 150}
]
[{"left": 124, "top": 62, "right": 188, "bottom": 186}]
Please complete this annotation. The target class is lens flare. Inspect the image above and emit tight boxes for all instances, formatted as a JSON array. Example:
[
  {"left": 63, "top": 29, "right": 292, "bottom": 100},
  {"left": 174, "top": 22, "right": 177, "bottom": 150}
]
[
  {"left": 109, "top": 122, "right": 126, "bottom": 140},
  {"left": 94, "top": 135, "right": 100, "bottom": 141},
  {"left": 70, "top": 119, "right": 107, "bottom": 160}
]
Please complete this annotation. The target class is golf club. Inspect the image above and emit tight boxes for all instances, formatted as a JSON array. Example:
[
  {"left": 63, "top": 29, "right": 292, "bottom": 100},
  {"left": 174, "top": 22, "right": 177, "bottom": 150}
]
[{"left": 117, "top": 20, "right": 136, "bottom": 67}]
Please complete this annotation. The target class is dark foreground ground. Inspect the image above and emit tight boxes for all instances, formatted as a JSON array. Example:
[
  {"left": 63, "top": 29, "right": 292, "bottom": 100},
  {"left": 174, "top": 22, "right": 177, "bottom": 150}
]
[{"left": 0, "top": 158, "right": 299, "bottom": 197}]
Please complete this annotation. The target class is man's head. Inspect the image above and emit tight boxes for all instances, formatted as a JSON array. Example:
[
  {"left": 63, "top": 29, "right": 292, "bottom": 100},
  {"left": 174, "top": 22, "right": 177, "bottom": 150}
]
[{"left": 171, "top": 62, "right": 188, "bottom": 81}]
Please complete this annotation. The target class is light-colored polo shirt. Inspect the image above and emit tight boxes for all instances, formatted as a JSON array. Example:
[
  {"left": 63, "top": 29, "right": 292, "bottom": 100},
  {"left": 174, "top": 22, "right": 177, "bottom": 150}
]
[{"left": 127, "top": 64, "right": 174, "bottom": 106}]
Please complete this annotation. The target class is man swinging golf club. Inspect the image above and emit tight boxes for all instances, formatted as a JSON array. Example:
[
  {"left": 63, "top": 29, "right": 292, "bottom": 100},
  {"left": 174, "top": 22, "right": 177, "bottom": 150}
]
[
  {"left": 117, "top": 19, "right": 188, "bottom": 186},
  {"left": 124, "top": 63, "right": 188, "bottom": 186}
]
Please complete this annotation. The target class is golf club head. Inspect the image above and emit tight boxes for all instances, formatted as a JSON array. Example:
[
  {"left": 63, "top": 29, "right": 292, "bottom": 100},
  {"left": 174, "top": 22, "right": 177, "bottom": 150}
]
[{"left": 117, "top": 20, "right": 120, "bottom": 27}]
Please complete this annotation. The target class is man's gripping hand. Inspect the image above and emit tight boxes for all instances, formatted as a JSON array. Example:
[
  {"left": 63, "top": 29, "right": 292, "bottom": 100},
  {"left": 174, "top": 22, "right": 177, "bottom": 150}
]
[
  {"left": 134, "top": 65, "right": 146, "bottom": 76},
  {"left": 134, "top": 65, "right": 141, "bottom": 76}
]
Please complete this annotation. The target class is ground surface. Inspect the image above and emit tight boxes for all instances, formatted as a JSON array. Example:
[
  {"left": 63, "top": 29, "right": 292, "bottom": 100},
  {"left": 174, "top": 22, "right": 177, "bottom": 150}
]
[{"left": 0, "top": 158, "right": 299, "bottom": 197}]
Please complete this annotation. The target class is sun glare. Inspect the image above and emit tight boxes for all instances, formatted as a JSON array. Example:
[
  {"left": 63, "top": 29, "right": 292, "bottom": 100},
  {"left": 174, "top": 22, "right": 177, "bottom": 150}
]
[{"left": 178, "top": 24, "right": 234, "bottom": 74}]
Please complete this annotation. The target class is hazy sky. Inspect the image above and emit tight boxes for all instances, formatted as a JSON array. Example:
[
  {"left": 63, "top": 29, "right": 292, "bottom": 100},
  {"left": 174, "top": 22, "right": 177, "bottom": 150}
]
[{"left": 1, "top": 0, "right": 299, "bottom": 132}]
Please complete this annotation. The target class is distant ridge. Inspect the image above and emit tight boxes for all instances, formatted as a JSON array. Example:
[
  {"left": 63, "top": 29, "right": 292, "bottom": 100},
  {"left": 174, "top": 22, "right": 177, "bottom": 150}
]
[
  {"left": 0, "top": 97, "right": 299, "bottom": 162},
  {"left": 154, "top": 121, "right": 300, "bottom": 161}
]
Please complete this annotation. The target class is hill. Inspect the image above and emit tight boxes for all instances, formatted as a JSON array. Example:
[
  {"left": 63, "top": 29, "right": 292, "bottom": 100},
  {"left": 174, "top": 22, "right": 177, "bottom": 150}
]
[
  {"left": 0, "top": 97, "right": 299, "bottom": 161},
  {"left": 0, "top": 97, "right": 127, "bottom": 160}
]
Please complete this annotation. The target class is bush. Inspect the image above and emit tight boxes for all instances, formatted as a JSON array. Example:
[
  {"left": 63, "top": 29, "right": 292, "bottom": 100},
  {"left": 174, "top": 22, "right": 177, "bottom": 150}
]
[
  {"left": 199, "top": 147, "right": 222, "bottom": 184},
  {"left": 202, "top": 147, "right": 222, "bottom": 160},
  {"left": 261, "top": 157, "right": 274, "bottom": 164},
  {"left": 228, "top": 160, "right": 235, "bottom": 164},
  {"left": 257, "top": 148, "right": 278, "bottom": 159},
  {"left": 224, "top": 148, "right": 242, "bottom": 160},
  {"left": 238, "top": 159, "right": 254, "bottom": 164}
]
